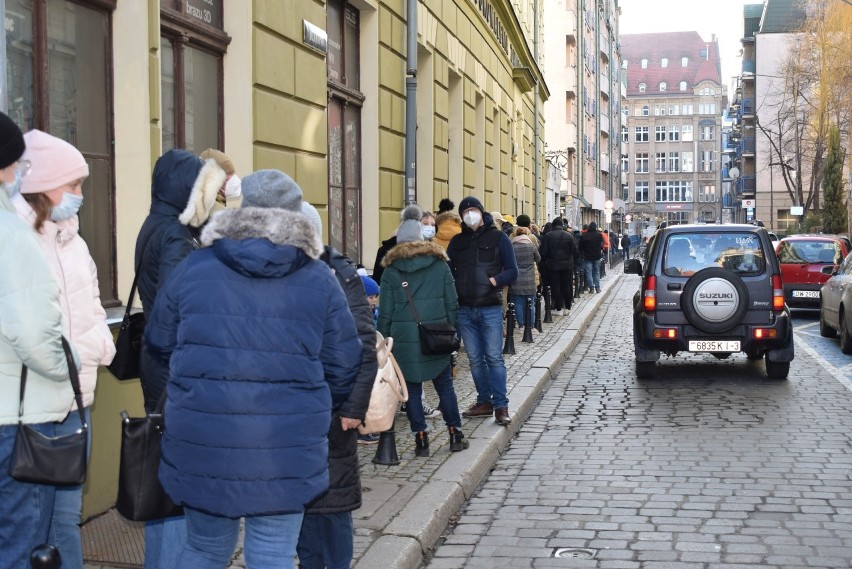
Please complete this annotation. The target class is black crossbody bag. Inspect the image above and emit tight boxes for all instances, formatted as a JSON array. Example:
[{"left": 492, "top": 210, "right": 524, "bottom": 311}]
[{"left": 400, "top": 277, "right": 460, "bottom": 356}]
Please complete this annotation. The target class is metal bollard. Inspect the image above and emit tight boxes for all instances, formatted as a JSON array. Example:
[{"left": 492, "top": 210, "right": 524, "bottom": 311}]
[
  {"left": 503, "top": 302, "right": 516, "bottom": 354},
  {"left": 534, "top": 291, "right": 543, "bottom": 332},
  {"left": 543, "top": 286, "right": 553, "bottom": 323},
  {"left": 522, "top": 298, "right": 534, "bottom": 343}
]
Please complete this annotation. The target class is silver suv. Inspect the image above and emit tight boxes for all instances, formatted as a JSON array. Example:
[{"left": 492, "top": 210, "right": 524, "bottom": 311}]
[{"left": 625, "top": 224, "right": 794, "bottom": 379}]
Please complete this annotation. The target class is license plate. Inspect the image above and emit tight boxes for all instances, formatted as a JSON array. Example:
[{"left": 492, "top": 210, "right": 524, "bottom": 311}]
[
  {"left": 688, "top": 340, "right": 741, "bottom": 352},
  {"left": 792, "top": 290, "right": 819, "bottom": 298}
]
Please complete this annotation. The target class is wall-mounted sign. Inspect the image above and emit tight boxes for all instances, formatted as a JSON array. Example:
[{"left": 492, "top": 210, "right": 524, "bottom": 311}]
[
  {"left": 790, "top": 206, "right": 804, "bottom": 215},
  {"left": 742, "top": 199, "right": 755, "bottom": 208},
  {"left": 303, "top": 20, "right": 328, "bottom": 54},
  {"left": 184, "top": 0, "right": 223, "bottom": 29}
]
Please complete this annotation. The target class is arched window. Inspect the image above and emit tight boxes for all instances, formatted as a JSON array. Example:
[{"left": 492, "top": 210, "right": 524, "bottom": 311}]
[
  {"left": 659, "top": 82, "right": 667, "bottom": 92},
  {"left": 661, "top": 58, "right": 668, "bottom": 68},
  {"left": 679, "top": 81, "right": 687, "bottom": 91},
  {"left": 641, "top": 58, "right": 648, "bottom": 69},
  {"left": 642, "top": 105, "right": 649, "bottom": 116},
  {"left": 639, "top": 82, "right": 646, "bottom": 93},
  {"left": 681, "top": 56, "right": 688, "bottom": 67}
]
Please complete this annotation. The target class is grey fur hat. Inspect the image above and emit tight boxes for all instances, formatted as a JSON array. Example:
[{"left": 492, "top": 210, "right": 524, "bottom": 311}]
[
  {"left": 241, "top": 169, "right": 303, "bottom": 211},
  {"left": 396, "top": 204, "right": 424, "bottom": 243}
]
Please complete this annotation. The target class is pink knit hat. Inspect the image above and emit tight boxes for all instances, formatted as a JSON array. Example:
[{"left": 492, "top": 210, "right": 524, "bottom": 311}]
[{"left": 20, "top": 130, "right": 89, "bottom": 194}]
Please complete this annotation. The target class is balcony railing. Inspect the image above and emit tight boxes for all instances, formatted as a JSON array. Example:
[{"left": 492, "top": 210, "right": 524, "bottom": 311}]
[
  {"left": 736, "top": 175, "right": 756, "bottom": 195},
  {"left": 739, "top": 135, "right": 755, "bottom": 155},
  {"left": 739, "top": 98, "right": 755, "bottom": 117},
  {"left": 600, "top": 114, "right": 610, "bottom": 134},
  {"left": 742, "top": 59, "right": 756, "bottom": 75}
]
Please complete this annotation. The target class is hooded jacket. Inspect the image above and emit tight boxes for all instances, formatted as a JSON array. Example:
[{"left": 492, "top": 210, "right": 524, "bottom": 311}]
[
  {"left": 433, "top": 211, "right": 462, "bottom": 251},
  {"left": 0, "top": 193, "right": 72, "bottom": 424},
  {"left": 377, "top": 240, "right": 458, "bottom": 382},
  {"left": 135, "top": 149, "right": 225, "bottom": 410},
  {"left": 13, "top": 195, "right": 115, "bottom": 409},
  {"left": 146, "top": 207, "right": 362, "bottom": 518},
  {"left": 509, "top": 233, "right": 541, "bottom": 296}
]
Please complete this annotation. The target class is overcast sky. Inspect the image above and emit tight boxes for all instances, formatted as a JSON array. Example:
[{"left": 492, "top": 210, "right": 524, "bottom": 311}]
[{"left": 618, "top": 0, "right": 753, "bottom": 97}]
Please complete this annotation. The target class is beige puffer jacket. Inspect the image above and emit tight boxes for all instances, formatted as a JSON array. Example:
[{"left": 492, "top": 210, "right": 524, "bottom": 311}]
[{"left": 13, "top": 195, "right": 115, "bottom": 409}]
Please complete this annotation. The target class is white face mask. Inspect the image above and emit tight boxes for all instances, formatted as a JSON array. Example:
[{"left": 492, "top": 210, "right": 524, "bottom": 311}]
[
  {"left": 49, "top": 192, "right": 84, "bottom": 221},
  {"left": 421, "top": 225, "right": 436, "bottom": 239},
  {"left": 463, "top": 210, "right": 482, "bottom": 227}
]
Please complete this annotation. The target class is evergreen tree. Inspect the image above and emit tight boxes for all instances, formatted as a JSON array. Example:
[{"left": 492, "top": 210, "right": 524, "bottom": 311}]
[{"left": 821, "top": 125, "right": 846, "bottom": 235}]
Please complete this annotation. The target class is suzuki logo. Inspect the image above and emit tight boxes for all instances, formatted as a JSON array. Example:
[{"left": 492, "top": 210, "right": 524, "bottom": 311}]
[{"left": 698, "top": 293, "right": 733, "bottom": 299}]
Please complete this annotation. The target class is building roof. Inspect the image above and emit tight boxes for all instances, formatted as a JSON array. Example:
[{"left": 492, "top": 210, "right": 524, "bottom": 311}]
[
  {"left": 621, "top": 32, "right": 722, "bottom": 97},
  {"left": 759, "top": 0, "right": 807, "bottom": 33},
  {"left": 743, "top": 4, "right": 764, "bottom": 38}
]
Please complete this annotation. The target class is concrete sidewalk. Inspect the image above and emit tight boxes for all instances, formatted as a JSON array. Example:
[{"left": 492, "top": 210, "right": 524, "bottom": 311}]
[{"left": 83, "top": 262, "right": 624, "bottom": 569}]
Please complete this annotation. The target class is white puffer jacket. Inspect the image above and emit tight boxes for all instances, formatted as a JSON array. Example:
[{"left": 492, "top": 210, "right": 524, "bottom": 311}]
[
  {"left": 13, "top": 194, "right": 115, "bottom": 409},
  {"left": 0, "top": 193, "right": 72, "bottom": 425}
]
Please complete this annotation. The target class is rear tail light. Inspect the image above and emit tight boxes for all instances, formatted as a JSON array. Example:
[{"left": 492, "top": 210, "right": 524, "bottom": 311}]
[
  {"left": 771, "top": 274, "right": 785, "bottom": 311},
  {"left": 753, "top": 328, "right": 778, "bottom": 339},
  {"left": 643, "top": 275, "right": 657, "bottom": 312},
  {"left": 653, "top": 328, "right": 678, "bottom": 339}
]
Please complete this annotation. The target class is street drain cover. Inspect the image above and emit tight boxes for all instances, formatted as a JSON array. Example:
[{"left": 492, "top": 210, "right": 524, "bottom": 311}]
[{"left": 553, "top": 547, "right": 596, "bottom": 559}]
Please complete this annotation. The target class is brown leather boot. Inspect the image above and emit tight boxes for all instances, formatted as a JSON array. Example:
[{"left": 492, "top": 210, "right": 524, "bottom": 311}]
[
  {"left": 494, "top": 407, "right": 510, "bottom": 426},
  {"left": 462, "top": 402, "right": 494, "bottom": 417}
]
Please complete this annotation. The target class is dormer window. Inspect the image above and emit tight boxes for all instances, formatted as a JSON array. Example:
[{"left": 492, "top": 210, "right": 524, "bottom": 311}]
[
  {"left": 639, "top": 82, "right": 646, "bottom": 93},
  {"left": 680, "top": 81, "right": 687, "bottom": 91},
  {"left": 659, "top": 82, "right": 667, "bottom": 92},
  {"left": 681, "top": 56, "right": 688, "bottom": 67},
  {"left": 641, "top": 58, "right": 648, "bottom": 69},
  {"left": 661, "top": 58, "right": 668, "bottom": 68},
  {"left": 622, "top": 59, "right": 628, "bottom": 69}
]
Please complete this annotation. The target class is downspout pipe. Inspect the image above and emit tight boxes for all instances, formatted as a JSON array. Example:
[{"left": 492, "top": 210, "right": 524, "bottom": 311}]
[
  {"left": 404, "top": 0, "right": 418, "bottom": 205},
  {"left": 533, "top": 0, "right": 540, "bottom": 221}
]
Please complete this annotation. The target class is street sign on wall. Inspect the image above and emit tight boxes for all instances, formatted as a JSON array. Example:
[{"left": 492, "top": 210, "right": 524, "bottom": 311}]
[{"left": 742, "top": 199, "right": 755, "bottom": 208}]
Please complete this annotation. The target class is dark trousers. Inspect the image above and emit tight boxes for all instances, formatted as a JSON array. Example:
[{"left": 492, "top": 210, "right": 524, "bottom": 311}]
[{"left": 549, "top": 268, "right": 574, "bottom": 311}]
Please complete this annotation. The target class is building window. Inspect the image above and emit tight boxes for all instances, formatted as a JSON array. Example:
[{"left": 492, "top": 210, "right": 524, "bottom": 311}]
[
  {"left": 700, "top": 150, "right": 714, "bottom": 172},
  {"left": 621, "top": 126, "right": 628, "bottom": 143},
  {"left": 635, "top": 181, "right": 649, "bottom": 202},
  {"left": 659, "top": 82, "right": 667, "bottom": 92},
  {"left": 327, "top": 0, "right": 364, "bottom": 261},
  {"left": 668, "top": 125, "right": 680, "bottom": 141},
  {"left": 655, "top": 126, "right": 666, "bottom": 141},
  {"left": 623, "top": 106, "right": 629, "bottom": 117},
  {"left": 668, "top": 152, "right": 681, "bottom": 172},
  {"left": 699, "top": 184, "right": 717, "bottom": 202},
  {"left": 682, "top": 124, "right": 693, "bottom": 141},
  {"left": 669, "top": 104, "right": 679, "bottom": 115},
  {"left": 622, "top": 154, "right": 629, "bottom": 172},
  {"left": 700, "top": 125, "right": 715, "bottom": 141},
  {"left": 641, "top": 58, "right": 648, "bottom": 68},
  {"left": 655, "top": 152, "right": 667, "bottom": 172},
  {"left": 656, "top": 180, "right": 692, "bottom": 202},
  {"left": 682, "top": 151, "right": 694, "bottom": 172},
  {"left": 635, "top": 152, "right": 649, "bottom": 173},
  {"left": 642, "top": 105, "right": 649, "bottom": 116},
  {"left": 682, "top": 104, "right": 693, "bottom": 115},
  {"left": 679, "top": 81, "right": 687, "bottom": 91},
  {"left": 639, "top": 82, "right": 646, "bottom": 93},
  {"left": 634, "top": 126, "right": 649, "bottom": 143},
  {"left": 161, "top": 1, "right": 229, "bottom": 152},
  {"left": 667, "top": 211, "right": 691, "bottom": 225},
  {"left": 661, "top": 57, "right": 668, "bottom": 68},
  {"left": 681, "top": 56, "right": 688, "bottom": 67},
  {"left": 698, "top": 103, "right": 716, "bottom": 115},
  {"left": 6, "top": 0, "right": 118, "bottom": 304},
  {"left": 654, "top": 105, "right": 666, "bottom": 116}
]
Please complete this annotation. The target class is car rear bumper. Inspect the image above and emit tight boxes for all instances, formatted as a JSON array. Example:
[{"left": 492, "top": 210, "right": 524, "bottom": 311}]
[{"left": 634, "top": 310, "right": 793, "bottom": 354}]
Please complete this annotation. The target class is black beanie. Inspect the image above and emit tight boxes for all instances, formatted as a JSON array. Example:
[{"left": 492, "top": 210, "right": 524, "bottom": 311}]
[
  {"left": 0, "top": 112, "right": 25, "bottom": 170},
  {"left": 458, "top": 196, "right": 484, "bottom": 215}
]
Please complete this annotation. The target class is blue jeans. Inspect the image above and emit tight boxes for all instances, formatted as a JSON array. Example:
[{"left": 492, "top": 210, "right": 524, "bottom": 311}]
[
  {"left": 49, "top": 407, "right": 91, "bottom": 569},
  {"left": 584, "top": 259, "right": 601, "bottom": 291},
  {"left": 457, "top": 305, "right": 508, "bottom": 409},
  {"left": 509, "top": 294, "right": 535, "bottom": 327},
  {"left": 179, "top": 507, "right": 303, "bottom": 568},
  {"left": 0, "top": 423, "right": 56, "bottom": 569},
  {"left": 404, "top": 365, "right": 463, "bottom": 433},
  {"left": 297, "top": 511, "right": 353, "bottom": 569},
  {"left": 145, "top": 515, "right": 186, "bottom": 569}
]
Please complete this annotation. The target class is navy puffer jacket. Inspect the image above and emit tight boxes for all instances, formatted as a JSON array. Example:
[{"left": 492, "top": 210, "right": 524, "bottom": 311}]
[{"left": 145, "top": 207, "right": 362, "bottom": 518}]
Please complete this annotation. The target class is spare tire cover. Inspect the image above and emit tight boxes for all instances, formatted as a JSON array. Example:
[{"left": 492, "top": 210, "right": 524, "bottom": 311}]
[{"left": 681, "top": 267, "right": 749, "bottom": 334}]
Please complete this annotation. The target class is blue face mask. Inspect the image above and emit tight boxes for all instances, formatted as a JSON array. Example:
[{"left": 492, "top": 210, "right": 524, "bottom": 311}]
[
  {"left": 2, "top": 170, "right": 23, "bottom": 198},
  {"left": 50, "top": 192, "right": 84, "bottom": 221},
  {"left": 421, "top": 225, "right": 436, "bottom": 240}
]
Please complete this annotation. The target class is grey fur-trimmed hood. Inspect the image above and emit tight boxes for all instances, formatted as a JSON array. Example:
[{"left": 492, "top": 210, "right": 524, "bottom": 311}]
[{"left": 201, "top": 207, "right": 323, "bottom": 259}]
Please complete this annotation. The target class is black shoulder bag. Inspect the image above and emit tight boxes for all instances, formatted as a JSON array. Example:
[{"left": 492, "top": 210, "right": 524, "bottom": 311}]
[
  {"left": 400, "top": 277, "right": 460, "bottom": 356},
  {"left": 108, "top": 233, "right": 153, "bottom": 380},
  {"left": 10, "top": 337, "right": 88, "bottom": 486}
]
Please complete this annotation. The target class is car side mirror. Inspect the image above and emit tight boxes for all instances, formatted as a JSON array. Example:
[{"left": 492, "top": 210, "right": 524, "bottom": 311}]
[
  {"left": 624, "top": 259, "right": 642, "bottom": 274},
  {"left": 822, "top": 265, "right": 836, "bottom": 276}
]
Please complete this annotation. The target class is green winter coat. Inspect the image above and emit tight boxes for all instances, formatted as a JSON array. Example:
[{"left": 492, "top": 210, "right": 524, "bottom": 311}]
[{"left": 377, "top": 240, "right": 458, "bottom": 383}]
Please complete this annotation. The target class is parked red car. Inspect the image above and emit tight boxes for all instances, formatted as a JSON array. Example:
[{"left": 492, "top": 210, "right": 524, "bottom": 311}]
[{"left": 775, "top": 235, "right": 850, "bottom": 308}]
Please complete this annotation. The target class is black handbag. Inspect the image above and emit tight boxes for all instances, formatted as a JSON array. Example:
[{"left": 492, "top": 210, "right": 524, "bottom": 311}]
[
  {"left": 9, "top": 337, "right": 88, "bottom": 486},
  {"left": 116, "top": 391, "right": 183, "bottom": 521},
  {"left": 400, "top": 279, "right": 461, "bottom": 356},
  {"left": 108, "top": 234, "right": 151, "bottom": 380}
]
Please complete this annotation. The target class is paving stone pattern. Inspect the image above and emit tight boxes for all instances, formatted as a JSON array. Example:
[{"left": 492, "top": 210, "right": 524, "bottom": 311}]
[{"left": 427, "top": 275, "right": 852, "bottom": 569}]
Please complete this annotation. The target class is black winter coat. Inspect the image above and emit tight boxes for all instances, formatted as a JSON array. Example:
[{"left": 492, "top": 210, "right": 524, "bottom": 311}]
[
  {"left": 540, "top": 228, "right": 578, "bottom": 271},
  {"left": 578, "top": 229, "right": 605, "bottom": 261},
  {"left": 306, "top": 246, "right": 378, "bottom": 514},
  {"left": 371, "top": 235, "right": 397, "bottom": 285}
]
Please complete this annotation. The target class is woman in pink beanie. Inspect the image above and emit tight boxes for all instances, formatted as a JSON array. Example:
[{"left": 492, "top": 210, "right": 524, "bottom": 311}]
[{"left": 12, "top": 129, "right": 116, "bottom": 569}]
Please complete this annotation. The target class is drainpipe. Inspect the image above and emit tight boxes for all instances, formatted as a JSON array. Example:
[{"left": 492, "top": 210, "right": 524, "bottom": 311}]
[
  {"left": 404, "top": 0, "right": 417, "bottom": 205},
  {"left": 533, "top": 0, "right": 540, "bottom": 220}
]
